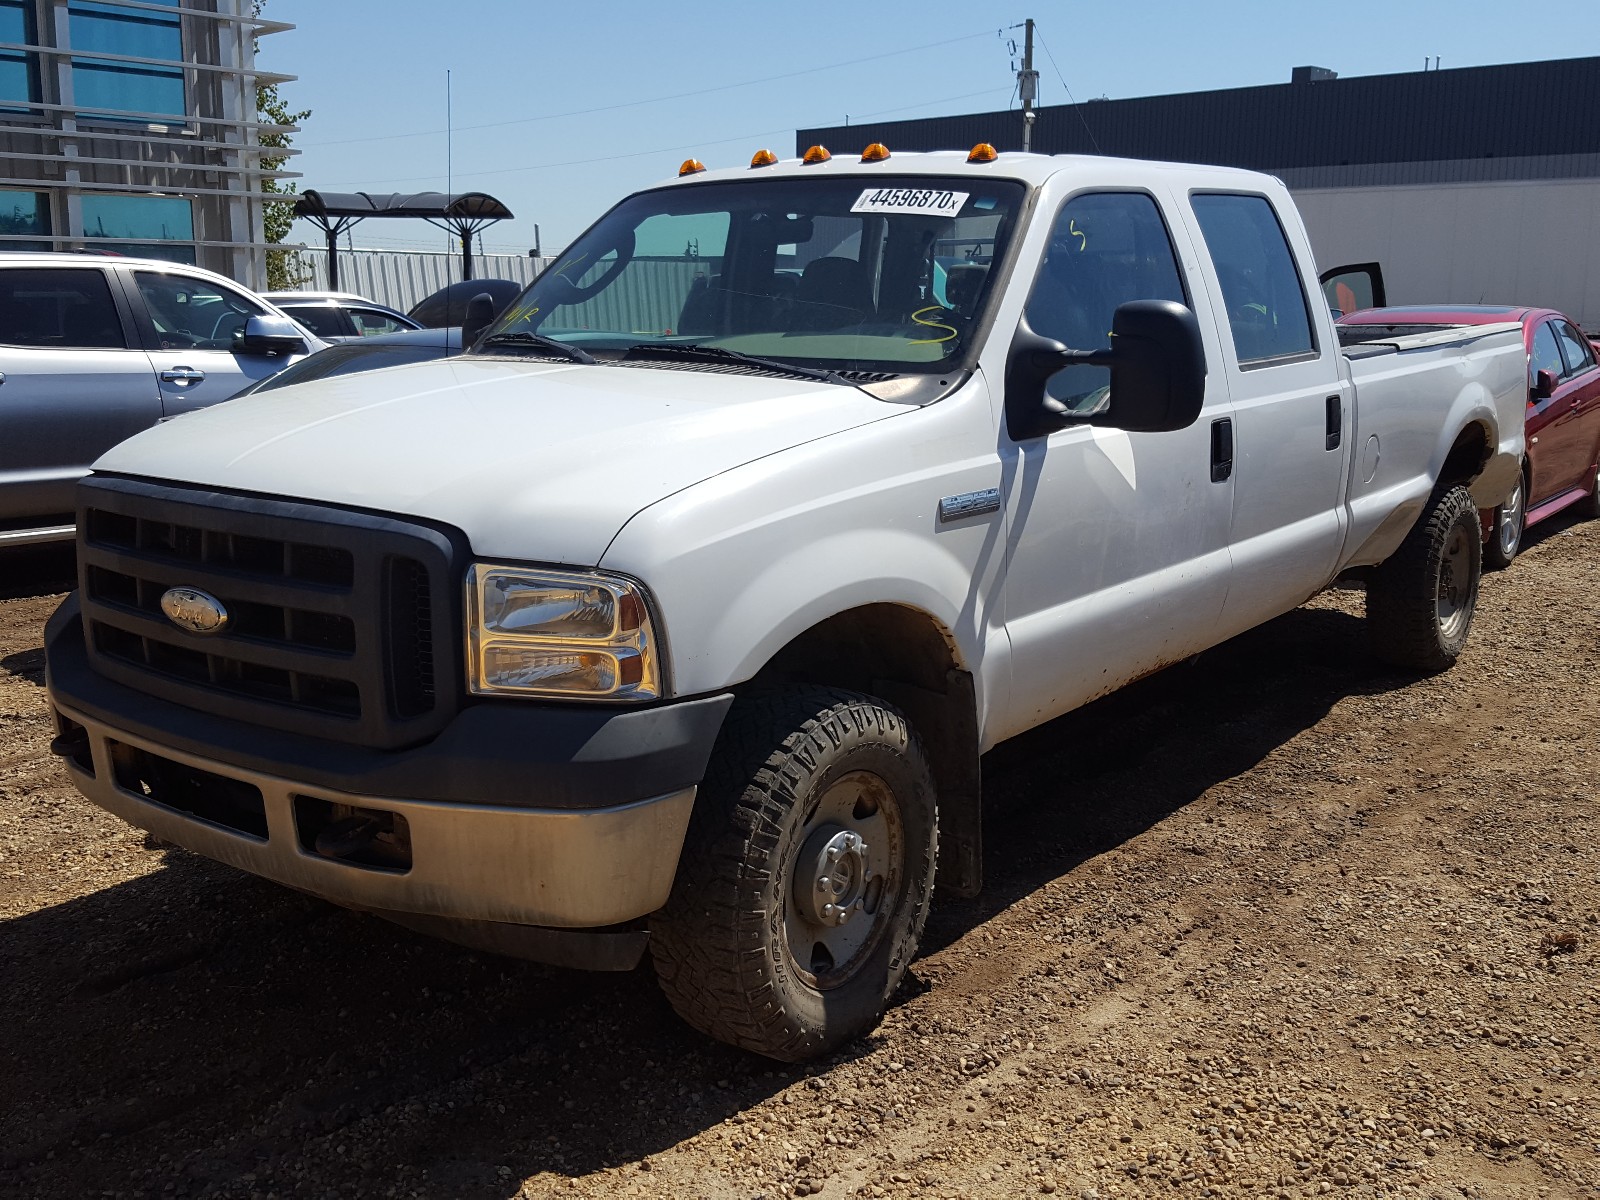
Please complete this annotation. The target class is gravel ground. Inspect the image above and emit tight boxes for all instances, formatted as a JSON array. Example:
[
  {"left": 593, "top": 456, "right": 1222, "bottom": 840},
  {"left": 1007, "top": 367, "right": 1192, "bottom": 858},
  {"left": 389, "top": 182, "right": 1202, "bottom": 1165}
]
[{"left": 1, "top": 518, "right": 1597, "bottom": 1200}]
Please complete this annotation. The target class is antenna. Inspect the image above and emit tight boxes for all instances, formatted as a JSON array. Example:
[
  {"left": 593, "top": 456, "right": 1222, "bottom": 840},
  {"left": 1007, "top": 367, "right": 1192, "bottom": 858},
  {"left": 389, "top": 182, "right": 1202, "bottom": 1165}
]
[{"left": 446, "top": 69, "right": 454, "bottom": 269}]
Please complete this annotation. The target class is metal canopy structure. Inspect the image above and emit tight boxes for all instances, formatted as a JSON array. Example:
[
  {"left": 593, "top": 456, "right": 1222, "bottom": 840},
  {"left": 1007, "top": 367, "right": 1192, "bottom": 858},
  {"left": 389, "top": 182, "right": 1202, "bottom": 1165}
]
[{"left": 293, "top": 190, "right": 514, "bottom": 289}]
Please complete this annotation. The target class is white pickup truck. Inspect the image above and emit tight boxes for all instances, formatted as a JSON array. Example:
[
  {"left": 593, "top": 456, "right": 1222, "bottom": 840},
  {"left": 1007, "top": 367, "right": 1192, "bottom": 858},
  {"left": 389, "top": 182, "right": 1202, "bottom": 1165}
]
[{"left": 44, "top": 147, "right": 1525, "bottom": 1061}]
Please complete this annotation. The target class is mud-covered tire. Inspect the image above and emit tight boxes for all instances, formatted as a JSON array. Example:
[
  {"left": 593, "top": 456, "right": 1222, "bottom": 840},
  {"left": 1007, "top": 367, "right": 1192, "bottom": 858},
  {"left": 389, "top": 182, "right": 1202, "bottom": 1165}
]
[
  {"left": 1367, "top": 484, "right": 1482, "bottom": 672},
  {"left": 650, "top": 686, "right": 937, "bottom": 1062},
  {"left": 1483, "top": 471, "right": 1525, "bottom": 570}
]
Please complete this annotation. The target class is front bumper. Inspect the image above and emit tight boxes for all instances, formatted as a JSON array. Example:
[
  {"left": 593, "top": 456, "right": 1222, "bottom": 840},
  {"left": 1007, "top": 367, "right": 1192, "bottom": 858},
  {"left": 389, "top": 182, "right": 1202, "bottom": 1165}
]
[{"left": 45, "top": 597, "right": 732, "bottom": 937}]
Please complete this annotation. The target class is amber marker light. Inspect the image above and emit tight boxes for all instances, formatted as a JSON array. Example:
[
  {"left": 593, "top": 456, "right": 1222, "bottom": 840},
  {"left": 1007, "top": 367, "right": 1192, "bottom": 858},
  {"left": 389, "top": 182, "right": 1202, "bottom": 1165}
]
[
  {"left": 860, "top": 142, "right": 891, "bottom": 162},
  {"left": 967, "top": 143, "right": 998, "bottom": 163},
  {"left": 678, "top": 158, "right": 706, "bottom": 176},
  {"left": 750, "top": 148, "right": 778, "bottom": 168},
  {"left": 801, "top": 144, "right": 832, "bottom": 164}
]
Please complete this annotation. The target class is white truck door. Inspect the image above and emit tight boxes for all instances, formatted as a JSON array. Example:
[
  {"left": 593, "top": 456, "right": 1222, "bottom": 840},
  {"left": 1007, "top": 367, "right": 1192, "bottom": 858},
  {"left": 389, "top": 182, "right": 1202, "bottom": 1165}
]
[
  {"left": 995, "top": 190, "right": 1235, "bottom": 741},
  {"left": 1185, "top": 192, "right": 1352, "bottom": 637},
  {"left": 0, "top": 265, "right": 159, "bottom": 524},
  {"left": 130, "top": 269, "right": 289, "bottom": 417}
]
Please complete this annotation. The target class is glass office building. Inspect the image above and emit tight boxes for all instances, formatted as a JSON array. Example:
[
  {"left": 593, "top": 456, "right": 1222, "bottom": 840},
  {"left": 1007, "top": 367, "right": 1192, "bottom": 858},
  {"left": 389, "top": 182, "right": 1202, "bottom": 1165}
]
[{"left": 0, "top": 1, "right": 295, "bottom": 285}]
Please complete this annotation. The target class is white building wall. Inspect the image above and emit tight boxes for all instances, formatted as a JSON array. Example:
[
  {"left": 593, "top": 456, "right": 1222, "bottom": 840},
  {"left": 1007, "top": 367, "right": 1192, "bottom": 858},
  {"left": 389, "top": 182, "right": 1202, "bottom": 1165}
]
[{"left": 1291, "top": 178, "right": 1600, "bottom": 330}]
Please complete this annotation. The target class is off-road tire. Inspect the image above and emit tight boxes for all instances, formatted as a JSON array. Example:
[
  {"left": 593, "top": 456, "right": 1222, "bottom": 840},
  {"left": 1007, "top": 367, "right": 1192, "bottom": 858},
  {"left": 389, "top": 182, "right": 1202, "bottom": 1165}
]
[
  {"left": 1367, "top": 484, "right": 1482, "bottom": 672},
  {"left": 1483, "top": 470, "right": 1526, "bottom": 570},
  {"left": 650, "top": 686, "right": 937, "bottom": 1062}
]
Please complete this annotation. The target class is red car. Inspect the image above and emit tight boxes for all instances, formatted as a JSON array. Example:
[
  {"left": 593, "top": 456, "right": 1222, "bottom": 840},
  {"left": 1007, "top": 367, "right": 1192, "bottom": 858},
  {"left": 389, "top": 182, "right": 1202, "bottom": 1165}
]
[{"left": 1338, "top": 304, "right": 1600, "bottom": 566}]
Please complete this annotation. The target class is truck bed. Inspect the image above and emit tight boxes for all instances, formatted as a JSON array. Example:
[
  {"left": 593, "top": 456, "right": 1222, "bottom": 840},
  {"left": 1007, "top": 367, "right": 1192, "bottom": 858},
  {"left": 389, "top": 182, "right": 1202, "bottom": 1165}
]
[{"left": 1337, "top": 321, "right": 1526, "bottom": 568}]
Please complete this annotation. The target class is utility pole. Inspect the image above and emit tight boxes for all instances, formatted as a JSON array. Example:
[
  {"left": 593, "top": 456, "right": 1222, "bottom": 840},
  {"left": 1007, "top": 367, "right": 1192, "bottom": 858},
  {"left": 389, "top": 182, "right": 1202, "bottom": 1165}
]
[{"left": 1019, "top": 17, "right": 1038, "bottom": 152}]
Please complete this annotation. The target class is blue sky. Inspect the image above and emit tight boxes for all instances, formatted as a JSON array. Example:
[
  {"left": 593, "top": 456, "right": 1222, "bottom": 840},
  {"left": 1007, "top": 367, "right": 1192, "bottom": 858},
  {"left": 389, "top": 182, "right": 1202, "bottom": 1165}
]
[{"left": 267, "top": 0, "right": 1600, "bottom": 259}]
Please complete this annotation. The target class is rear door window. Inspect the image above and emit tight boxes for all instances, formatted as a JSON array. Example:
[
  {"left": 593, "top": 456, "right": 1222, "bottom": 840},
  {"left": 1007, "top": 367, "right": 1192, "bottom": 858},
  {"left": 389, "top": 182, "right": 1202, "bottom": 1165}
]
[
  {"left": 1191, "top": 193, "right": 1316, "bottom": 366},
  {"left": 0, "top": 267, "right": 126, "bottom": 349}
]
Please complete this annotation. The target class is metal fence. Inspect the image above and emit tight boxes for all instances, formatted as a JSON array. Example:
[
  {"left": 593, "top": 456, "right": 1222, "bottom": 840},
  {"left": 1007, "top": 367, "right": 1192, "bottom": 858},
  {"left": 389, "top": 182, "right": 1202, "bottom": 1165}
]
[
  {"left": 282, "top": 249, "right": 717, "bottom": 332},
  {"left": 286, "top": 248, "right": 552, "bottom": 312}
]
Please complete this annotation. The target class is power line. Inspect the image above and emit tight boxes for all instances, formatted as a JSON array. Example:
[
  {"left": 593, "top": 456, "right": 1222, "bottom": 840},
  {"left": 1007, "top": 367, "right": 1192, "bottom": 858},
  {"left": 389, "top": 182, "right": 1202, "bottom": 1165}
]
[
  {"left": 315, "top": 125, "right": 798, "bottom": 190},
  {"left": 1035, "top": 27, "right": 1101, "bottom": 153},
  {"left": 301, "top": 29, "right": 998, "bottom": 149},
  {"left": 316, "top": 82, "right": 1024, "bottom": 193}
]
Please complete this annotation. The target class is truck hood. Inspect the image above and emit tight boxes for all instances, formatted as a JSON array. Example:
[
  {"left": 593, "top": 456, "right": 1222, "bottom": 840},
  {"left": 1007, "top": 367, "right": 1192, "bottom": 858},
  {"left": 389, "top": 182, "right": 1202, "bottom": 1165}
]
[{"left": 95, "top": 357, "right": 901, "bottom": 564}]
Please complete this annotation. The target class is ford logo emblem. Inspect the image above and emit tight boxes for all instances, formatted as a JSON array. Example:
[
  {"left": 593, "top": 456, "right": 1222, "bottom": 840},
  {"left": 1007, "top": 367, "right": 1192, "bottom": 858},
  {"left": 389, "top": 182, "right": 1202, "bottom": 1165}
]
[{"left": 159, "top": 587, "right": 229, "bottom": 636}]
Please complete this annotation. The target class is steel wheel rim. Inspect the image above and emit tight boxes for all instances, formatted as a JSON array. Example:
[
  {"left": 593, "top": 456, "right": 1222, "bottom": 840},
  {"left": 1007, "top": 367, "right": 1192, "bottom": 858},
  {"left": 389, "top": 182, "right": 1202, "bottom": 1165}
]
[
  {"left": 783, "top": 769, "right": 903, "bottom": 991},
  {"left": 1497, "top": 478, "right": 1523, "bottom": 557},
  {"left": 1436, "top": 524, "right": 1474, "bottom": 639}
]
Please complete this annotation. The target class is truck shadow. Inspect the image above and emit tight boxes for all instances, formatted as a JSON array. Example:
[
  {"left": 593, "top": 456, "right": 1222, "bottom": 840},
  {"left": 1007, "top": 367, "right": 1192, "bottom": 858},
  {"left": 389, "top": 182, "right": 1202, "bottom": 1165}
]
[
  {"left": 920, "top": 598, "right": 1389, "bottom": 955},
  {"left": 1, "top": 600, "right": 1407, "bottom": 1198}
]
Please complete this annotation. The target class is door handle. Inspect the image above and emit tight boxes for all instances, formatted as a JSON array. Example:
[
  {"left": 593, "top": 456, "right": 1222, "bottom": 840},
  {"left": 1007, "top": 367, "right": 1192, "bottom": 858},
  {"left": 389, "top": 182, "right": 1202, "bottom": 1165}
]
[
  {"left": 1210, "top": 417, "right": 1233, "bottom": 482},
  {"left": 160, "top": 367, "right": 205, "bottom": 385},
  {"left": 1325, "top": 395, "right": 1342, "bottom": 450}
]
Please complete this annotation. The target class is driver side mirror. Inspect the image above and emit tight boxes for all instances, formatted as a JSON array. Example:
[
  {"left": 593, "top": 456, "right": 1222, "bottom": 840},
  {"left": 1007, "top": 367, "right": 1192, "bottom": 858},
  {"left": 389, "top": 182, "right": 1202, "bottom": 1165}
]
[
  {"left": 1532, "top": 368, "right": 1558, "bottom": 401},
  {"left": 1005, "top": 300, "right": 1207, "bottom": 441},
  {"left": 233, "top": 314, "right": 308, "bottom": 358},
  {"left": 461, "top": 292, "right": 498, "bottom": 349}
]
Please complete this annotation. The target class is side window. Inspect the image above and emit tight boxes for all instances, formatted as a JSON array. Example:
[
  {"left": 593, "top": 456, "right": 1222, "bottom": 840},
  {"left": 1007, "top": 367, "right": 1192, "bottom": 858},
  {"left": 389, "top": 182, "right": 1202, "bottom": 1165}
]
[
  {"left": 134, "top": 271, "right": 265, "bottom": 351},
  {"left": 351, "top": 309, "right": 410, "bottom": 337},
  {"left": 1191, "top": 193, "right": 1316, "bottom": 365},
  {"left": 286, "top": 305, "right": 351, "bottom": 339},
  {"left": 1553, "top": 320, "right": 1595, "bottom": 378},
  {"left": 1530, "top": 321, "right": 1565, "bottom": 387},
  {"left": 0, "top": 267, "right": 125, "bottom": 349},
  {"left": 1024, "top": 191, "right": 1188, "bottom": 414}
]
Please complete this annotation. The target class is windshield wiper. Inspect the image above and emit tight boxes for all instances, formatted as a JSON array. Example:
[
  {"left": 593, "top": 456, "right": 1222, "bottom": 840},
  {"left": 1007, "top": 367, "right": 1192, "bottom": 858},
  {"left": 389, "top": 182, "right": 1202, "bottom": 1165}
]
[
  {"left": 477, "top": 331, "right": 595, "bottom": 364},
  {"left": 619, "top": 342, "right": 847, "bottom": 385}
]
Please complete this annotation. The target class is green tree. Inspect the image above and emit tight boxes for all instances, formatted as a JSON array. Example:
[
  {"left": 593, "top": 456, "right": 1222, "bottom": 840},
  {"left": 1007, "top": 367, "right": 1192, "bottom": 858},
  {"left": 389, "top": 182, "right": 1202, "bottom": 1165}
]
[{"left": 254, "top": 3, "right": 310, "bottom": 289}]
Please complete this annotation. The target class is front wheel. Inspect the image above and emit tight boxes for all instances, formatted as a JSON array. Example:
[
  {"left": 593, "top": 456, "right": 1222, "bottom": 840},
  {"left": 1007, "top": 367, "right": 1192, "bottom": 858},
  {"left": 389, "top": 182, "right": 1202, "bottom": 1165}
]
[
  {"left": 650, "top": 687, "right": 937, "bottom": 1061},
  {"left": 1367, "top": 484, "right": 1482, "bottom": 672},
  {"left": 1483, "top": 471, "right": 1525, "bottom": 570}
]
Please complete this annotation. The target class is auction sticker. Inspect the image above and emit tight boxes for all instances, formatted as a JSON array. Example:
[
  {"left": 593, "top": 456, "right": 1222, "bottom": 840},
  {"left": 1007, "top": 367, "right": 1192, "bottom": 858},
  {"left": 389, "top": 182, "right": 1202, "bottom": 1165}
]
[{"left": 850, "top": 187, "right": 969, "bottom": 217}]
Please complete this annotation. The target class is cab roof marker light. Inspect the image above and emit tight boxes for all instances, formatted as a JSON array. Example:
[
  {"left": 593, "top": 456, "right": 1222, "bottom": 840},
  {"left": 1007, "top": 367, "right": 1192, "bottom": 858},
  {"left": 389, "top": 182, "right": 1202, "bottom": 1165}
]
[
  {"left": 750, "top": 148, "right": 778, "bottom": 168},
  {"left": 678, "top": 158, "right": 706, "bottom": 177},
  {"left": 860, "top": 142, "right": 890, "bottom": 163},
  {"left": 967, "top": 143, "right": 998, "bottom": 163},
  {"left": 801, "top": 144, "right": 831, "bottom": 164}
]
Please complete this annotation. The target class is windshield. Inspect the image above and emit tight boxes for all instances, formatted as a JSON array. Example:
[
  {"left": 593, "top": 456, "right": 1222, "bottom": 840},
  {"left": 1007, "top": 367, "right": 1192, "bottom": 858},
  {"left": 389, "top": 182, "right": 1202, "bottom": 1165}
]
[{"left": 474, "top": 175, "right": 1026, "bottom": 375}]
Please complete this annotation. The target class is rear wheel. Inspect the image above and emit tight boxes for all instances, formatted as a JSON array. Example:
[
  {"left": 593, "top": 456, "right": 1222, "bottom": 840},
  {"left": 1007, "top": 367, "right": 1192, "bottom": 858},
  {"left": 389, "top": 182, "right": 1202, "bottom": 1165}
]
[
  {"left": 1367, "top": 484, "right": 1482, "bottom": 672},
  {"left": 1483, "top": 471, "right": 1525, "bottom": 569},
  {"left": 651, "top": 687, "right": 937, "bottom": 1061}
]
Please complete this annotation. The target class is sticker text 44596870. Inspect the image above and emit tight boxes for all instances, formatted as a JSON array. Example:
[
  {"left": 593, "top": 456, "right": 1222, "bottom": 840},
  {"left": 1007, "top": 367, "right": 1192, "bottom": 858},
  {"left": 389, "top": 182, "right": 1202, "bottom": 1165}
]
[{"left": 850, "top": 187, "right": 970, "bottom": 218}]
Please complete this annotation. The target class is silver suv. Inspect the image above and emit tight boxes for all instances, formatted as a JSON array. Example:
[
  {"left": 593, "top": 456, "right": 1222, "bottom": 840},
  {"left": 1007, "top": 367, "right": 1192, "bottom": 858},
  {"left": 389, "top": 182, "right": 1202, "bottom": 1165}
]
[{"left": 0, "top": 254, "right": 321, "bottom": 545}]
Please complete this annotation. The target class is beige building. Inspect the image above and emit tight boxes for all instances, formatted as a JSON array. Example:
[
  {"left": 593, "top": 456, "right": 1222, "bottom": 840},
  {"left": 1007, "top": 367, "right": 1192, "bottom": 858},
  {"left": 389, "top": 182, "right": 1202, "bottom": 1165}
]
[{"left": 0, "top": 0, "right": 295, "bottom": 287}]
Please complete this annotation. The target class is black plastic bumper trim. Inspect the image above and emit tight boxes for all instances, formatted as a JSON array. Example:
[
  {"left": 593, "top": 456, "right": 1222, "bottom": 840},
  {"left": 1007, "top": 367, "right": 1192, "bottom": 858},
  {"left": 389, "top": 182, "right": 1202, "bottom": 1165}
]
[{"left": 46, "top": 594, "right": 733, "bottom": 811}]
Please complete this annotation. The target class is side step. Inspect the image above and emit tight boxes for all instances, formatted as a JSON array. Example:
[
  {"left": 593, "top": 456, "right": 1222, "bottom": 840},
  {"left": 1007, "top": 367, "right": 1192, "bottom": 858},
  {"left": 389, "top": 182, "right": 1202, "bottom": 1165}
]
[{"left": 0, "top": 524, "right": 75, "bottom": 547}]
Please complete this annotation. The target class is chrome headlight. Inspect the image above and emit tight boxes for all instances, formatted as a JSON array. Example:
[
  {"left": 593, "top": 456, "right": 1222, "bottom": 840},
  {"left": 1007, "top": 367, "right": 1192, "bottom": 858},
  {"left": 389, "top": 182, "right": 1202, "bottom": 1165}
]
[{"left": 467, "top": 564, "right": 663, "bottom": 700}]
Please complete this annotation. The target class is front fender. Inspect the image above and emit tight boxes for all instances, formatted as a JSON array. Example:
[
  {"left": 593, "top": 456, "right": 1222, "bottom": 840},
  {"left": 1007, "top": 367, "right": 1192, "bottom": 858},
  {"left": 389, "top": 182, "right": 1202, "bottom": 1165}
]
[{"left": 600, "top": 378, "right": 1010, "bottom": 730}]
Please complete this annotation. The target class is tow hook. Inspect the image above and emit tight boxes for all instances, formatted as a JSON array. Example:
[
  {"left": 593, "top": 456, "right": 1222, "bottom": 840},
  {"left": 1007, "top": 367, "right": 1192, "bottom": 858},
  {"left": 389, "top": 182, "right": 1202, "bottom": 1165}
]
[
  {"left": 49, "top": 729, "right": 90, "bottom": 760},
  {"left": 312, "top": 811, "right": 411, "bottom": 869}
]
